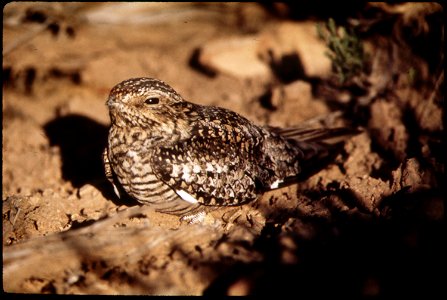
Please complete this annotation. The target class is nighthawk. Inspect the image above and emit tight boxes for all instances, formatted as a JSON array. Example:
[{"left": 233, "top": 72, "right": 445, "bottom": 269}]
[{"left": 103, "top": 77, "right": 357, "bottom": 217}]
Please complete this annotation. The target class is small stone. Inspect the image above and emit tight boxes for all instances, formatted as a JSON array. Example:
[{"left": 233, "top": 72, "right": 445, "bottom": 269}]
[{"left": 198, "top": 36, "right": 272, "bottom": 81}]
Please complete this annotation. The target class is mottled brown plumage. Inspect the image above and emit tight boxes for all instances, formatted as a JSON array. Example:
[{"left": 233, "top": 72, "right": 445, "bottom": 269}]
[{"left": 104, "top": 77, "right": 356, "bottom": 216}]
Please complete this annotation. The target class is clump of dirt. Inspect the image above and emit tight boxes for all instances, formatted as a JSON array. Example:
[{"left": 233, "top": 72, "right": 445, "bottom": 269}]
[{"left": 3, "top": 2, "right": 444, "bottom": 297}]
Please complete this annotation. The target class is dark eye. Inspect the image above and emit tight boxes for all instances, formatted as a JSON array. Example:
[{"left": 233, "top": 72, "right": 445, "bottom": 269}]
[{"left": 144, "top": 97, "right": 159, "bottom": 105}]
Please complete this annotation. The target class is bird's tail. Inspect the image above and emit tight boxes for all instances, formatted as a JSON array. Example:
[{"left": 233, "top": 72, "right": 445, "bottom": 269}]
[
  {"left": 270, "top": 126, "right": 362, "bottom": 183},
  {"left": 275, "top": 126, "right": 360, "bottom": 144}
]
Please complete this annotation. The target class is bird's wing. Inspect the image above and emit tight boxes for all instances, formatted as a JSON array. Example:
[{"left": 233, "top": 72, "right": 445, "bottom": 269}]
[{"left": 149, "top": 122, "right": 263, "bottom": 207}]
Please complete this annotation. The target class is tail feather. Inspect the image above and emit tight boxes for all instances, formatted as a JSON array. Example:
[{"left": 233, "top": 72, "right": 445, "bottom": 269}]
[
  {"left": 268, "top": 126, "right": 362, "bottom": 184},
  {"left": 269, "top": 126, "right": 362, "bottom": 145}
]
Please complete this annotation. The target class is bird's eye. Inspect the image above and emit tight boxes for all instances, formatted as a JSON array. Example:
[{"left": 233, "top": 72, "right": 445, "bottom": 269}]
[{"left": 144, "top": 97, "right": 160, "bottom": 105}]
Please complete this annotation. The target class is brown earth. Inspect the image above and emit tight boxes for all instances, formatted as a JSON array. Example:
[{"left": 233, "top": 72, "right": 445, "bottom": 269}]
[{"left": 2, "top": 2, "right": 445, "bottom": 296}]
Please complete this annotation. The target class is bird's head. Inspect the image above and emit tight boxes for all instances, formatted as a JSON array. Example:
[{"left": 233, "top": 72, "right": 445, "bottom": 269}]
[{"left": 107, "top": 77, "right": 192, "bottom": 142}]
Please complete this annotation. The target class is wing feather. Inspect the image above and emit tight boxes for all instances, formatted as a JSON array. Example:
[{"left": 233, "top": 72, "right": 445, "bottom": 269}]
[{"left": 150, "top": 115, "right": 263, "bottom": 206}]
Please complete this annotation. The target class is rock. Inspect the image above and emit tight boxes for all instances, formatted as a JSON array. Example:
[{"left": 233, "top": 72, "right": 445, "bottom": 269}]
[
  {"left": 368, "top": 98, "right": 409, "bottom": 161},
  {"left": 257, "top": 21, "right": 332, "bottom": 79},
  {"left": 197, "top": 36, "right": 272, "bottom": 81},
  {"left": 343, "top": 133, "right": 382, "bottom": 177},
  {"left": 267, "top": 80, "right": 330, "bottom": 127},
  {"left": 341, "top": 175, "right": 391, "bottom": 212},
  {"left": 412, "top": 93, "right": 443, "bottom": 132},
  {"left": 84, "top": 3, "right": 217, "bottom": 25},
  {"left": 391, "top": 158, "right": 430, "bottom": 193},
  {"left": 196, "top": 21, "right": 332, "bottom": 82}
]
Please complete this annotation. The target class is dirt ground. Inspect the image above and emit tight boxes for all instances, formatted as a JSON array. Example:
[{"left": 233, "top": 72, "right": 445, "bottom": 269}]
[{"left": 2, "top": 2, "right": 445, "bottom": 296}]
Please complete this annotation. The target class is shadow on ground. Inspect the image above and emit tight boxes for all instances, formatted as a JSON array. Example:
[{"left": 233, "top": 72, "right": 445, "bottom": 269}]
[
  {"left": 202, "top": 187, "right": 445, "bottom": 297},
  {"left": 43, "top": 114, "right": 133, "bottom": 206}
]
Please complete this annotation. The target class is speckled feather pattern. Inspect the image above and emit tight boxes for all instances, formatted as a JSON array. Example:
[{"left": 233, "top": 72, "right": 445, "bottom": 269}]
[{"left": 104, "top": 77, "right": 342, "bottom": 215}]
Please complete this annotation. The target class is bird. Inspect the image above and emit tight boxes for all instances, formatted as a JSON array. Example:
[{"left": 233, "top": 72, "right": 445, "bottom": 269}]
[{"left": 103, "top": 77, "right": 358, "bottom": 218}]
